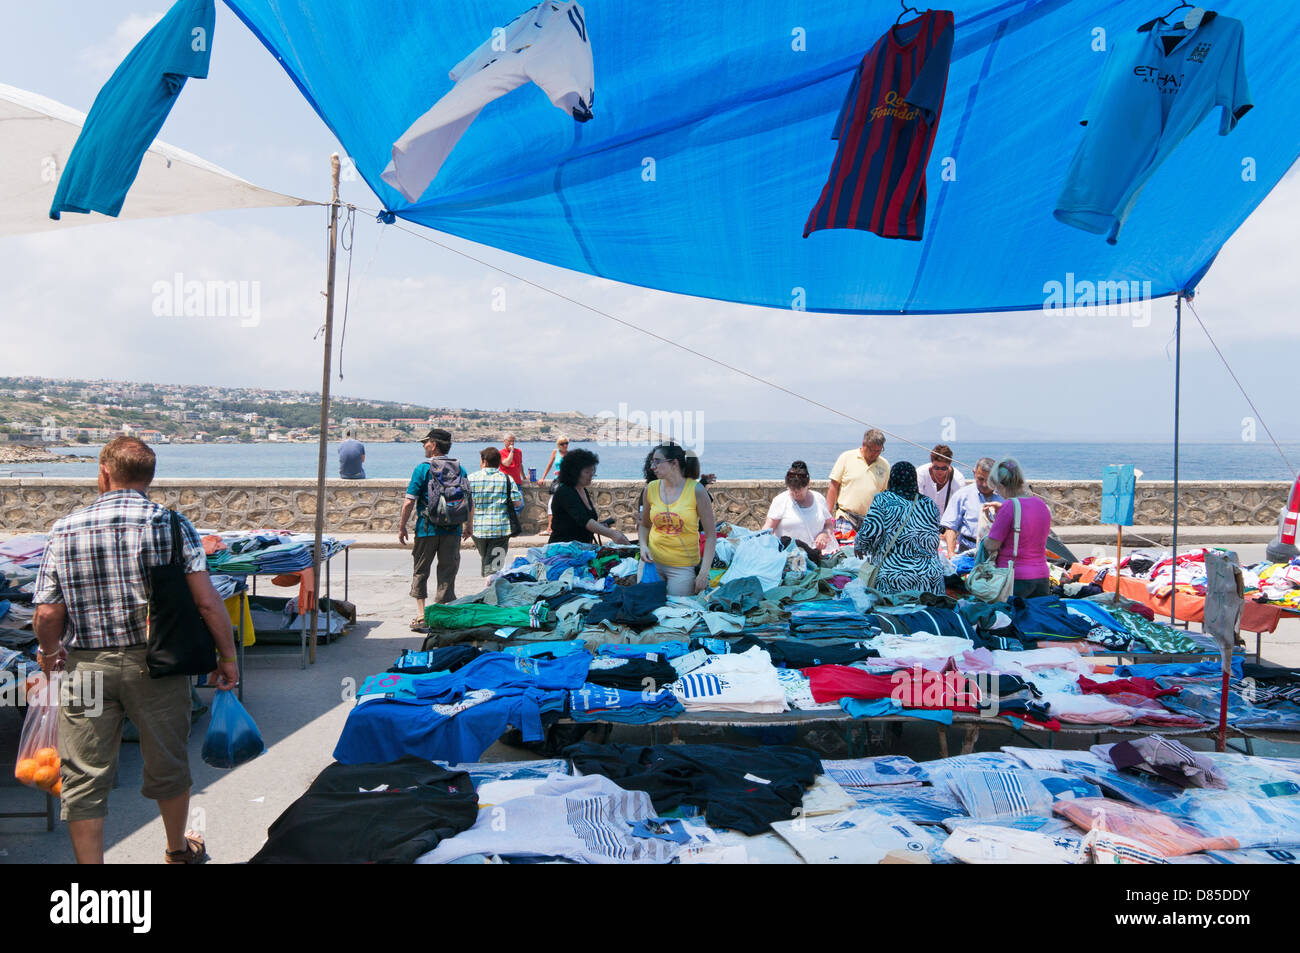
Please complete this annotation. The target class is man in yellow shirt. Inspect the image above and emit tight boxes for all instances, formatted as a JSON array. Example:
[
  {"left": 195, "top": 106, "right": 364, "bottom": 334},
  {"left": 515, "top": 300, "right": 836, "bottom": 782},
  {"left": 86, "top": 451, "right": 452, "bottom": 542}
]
[{"left": 826, "top": 429, "right": 890, "bottom": 533}]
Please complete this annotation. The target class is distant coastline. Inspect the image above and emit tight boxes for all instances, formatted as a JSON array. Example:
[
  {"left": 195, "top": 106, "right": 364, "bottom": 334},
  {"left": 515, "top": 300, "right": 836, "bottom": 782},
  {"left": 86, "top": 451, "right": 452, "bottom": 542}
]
[{"left": 12, "top": 439, "right": 1300, "bottom": 483}]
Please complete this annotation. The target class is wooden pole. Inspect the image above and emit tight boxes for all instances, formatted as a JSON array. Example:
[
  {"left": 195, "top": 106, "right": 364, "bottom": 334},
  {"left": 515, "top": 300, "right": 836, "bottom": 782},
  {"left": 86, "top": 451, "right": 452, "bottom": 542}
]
[
  {"left": 1170, "top": 295, "right": 1182, "bottom": 626},
  {"left": 1114, "top": 524, "right": 1123, "bottom": 604},
  {"left": 308, "top": 153, "right": 341, "bottom": 666}
]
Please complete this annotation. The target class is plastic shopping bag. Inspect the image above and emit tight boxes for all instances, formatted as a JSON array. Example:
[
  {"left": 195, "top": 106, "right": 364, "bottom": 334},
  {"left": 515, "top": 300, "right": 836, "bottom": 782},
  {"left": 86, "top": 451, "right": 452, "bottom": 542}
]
[
  {"left": 14, "top": 671, "right": 62, "bottom": 795},
  {"left": 201, "top": 689, "right": 266, "bottom": 769},
  {"left": 718, "top": 531, "right": 787, "bottom": 592}
]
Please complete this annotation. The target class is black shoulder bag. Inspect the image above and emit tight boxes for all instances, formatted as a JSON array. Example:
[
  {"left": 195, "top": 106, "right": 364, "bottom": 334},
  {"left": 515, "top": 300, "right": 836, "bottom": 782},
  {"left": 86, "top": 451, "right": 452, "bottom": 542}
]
[
  {"left": 504, "top": 474, "right": 523, "bottom": 537},
  {"left": 146, "top": 510, "right": 217, "bottom": 678}
]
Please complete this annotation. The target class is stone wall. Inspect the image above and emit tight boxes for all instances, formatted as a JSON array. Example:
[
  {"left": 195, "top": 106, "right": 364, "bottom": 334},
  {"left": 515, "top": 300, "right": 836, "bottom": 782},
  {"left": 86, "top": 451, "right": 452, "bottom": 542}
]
[{"left": 0, "top": 478, "right": 1289, "bottom": 535}]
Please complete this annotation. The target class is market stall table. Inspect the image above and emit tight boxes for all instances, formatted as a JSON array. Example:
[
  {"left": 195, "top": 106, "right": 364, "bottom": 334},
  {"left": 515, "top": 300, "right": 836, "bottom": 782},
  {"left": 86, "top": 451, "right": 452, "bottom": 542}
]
[{"left": 208, "top": 538, "right": 355, "bottom": 684}]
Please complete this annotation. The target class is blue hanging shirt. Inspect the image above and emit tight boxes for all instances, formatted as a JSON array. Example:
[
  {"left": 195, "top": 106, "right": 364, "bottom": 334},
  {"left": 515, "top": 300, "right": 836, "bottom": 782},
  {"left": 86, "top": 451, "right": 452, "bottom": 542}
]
[
  {"left": 1101, "top": 464, "right": 1137, "bottom": 525},
  {"left": 50, "top": 0, "right": 215, "bottom": 220},
  {"left": 1054, "top": 12, "right": 1251, "bottom": 244}
]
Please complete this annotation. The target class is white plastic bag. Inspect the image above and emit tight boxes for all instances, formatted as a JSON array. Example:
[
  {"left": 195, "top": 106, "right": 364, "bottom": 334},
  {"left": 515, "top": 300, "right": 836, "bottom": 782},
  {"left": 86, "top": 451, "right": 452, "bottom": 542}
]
[
  {"left": 14, "top": 671, "right": 62, "bottom": 795},
  {"left": 718, "top": 532, "right": 786, "bottom": 592}
]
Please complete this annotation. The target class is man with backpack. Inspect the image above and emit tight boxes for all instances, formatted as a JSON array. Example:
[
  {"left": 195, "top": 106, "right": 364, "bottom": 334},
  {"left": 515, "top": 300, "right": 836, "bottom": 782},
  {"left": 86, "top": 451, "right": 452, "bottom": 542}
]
[{"left": 398, "top": 428, "right": 473, "bottom": 626}]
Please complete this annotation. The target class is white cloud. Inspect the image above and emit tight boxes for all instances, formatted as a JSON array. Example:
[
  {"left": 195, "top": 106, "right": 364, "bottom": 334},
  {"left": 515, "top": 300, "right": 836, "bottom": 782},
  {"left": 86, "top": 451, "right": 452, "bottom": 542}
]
[{"left": 80, "top": 12, "right": 163, "bottom": 75}]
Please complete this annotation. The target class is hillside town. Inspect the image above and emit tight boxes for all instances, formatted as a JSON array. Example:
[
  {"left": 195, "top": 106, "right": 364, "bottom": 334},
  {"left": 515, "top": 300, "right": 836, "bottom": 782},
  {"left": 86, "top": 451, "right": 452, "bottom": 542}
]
[{"left": 0, "top": 376, "right": 664, "bottom": 447}]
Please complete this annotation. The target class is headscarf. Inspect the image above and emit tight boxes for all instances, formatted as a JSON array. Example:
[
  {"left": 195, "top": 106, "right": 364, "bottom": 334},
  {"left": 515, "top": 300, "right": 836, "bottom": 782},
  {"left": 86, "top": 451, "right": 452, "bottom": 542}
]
[{"left": 888, "top": 461, "right": 919, "bottom": 500}]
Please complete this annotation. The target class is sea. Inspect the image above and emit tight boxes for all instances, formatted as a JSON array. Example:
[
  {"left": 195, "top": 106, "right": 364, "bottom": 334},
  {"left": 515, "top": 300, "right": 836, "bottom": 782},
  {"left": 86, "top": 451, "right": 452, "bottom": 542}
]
[{"left": 9, "top": 440, "right": 1299, "bottom": 483}]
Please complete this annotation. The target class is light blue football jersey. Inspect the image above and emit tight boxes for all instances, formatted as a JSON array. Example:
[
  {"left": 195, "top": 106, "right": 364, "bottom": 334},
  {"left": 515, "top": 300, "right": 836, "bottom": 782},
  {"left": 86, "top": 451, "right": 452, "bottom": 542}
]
[{"left": 1055, "top": 12, "right": 1252, "bottom": 244}]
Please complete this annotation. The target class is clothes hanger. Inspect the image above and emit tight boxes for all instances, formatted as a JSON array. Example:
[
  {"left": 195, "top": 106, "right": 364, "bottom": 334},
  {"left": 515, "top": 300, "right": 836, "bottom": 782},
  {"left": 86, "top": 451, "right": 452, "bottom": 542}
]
[
  {"left": 1156, "top": 1, "right": 1203, "bottom": 26},
  {"left": 896, "top": 1, "right": 924, "bottom": 25}
]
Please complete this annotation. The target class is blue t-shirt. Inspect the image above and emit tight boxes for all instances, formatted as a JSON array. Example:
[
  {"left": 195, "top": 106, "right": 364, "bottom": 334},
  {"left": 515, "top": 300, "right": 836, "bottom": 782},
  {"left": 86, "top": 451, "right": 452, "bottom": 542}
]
[
  {"left": 407, "top": 458, "right": 469, "bottom": 537},
  {"left": 338, "top": 439, "right": 366, "bottom": 479},
  {"left": 51, "top": 0, "right": 215, "bottom": 219},
  {"left": 1055, "top": 12, "right": 1252, "bottom": 244}
]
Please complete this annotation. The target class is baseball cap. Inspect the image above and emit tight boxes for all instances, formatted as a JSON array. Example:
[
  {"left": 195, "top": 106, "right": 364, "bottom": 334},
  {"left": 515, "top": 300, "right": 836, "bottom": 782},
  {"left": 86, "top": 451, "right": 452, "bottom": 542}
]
[{"left": 421, "top": 428, "right": 452, "bottom": 444}]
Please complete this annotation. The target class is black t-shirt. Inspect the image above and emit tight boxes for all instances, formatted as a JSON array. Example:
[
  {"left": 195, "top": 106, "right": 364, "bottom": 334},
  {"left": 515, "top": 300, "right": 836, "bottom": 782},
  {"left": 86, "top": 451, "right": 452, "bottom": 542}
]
[{"left": 550, "top": 483, "right": 599, "bottom": 544}]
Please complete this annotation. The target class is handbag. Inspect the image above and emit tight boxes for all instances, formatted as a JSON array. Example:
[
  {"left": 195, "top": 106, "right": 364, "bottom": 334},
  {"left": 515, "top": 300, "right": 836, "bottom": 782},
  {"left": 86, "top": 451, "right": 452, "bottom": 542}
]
[
  {"left": 860, "top": 497, "right": 919, "bottom": 590},
  {"left": 967, "top": 498, "right": 1020, "bottom": 603},
  {"left": 504, "top": 474, "right": 523, "bottom": 538},
  {"left": 146, "top": 510, "right": 218, "bottom": 678}
]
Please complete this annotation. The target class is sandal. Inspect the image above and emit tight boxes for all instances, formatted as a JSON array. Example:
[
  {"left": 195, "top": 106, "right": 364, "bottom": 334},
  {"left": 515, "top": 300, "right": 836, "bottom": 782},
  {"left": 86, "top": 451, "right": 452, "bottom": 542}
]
[
  {"left": 409, "top": 617, "right": 427, "bottom": 631},
  {"left": 165, "top": 831, "right": 208, "bottom": 865}
]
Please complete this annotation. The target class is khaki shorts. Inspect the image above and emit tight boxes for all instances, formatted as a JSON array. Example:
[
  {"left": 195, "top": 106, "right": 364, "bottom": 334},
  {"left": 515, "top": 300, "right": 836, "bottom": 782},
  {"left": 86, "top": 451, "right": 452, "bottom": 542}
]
[{"left": 58, "top": 645, "right": 193, "bottom": 822}]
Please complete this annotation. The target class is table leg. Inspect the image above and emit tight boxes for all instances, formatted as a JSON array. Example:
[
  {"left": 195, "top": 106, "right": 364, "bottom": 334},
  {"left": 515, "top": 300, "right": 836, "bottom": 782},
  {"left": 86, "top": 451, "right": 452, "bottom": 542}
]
[
  {"left": 936, "top": 726, "right": 949, "bottom": 759},
  {"left": 237, "top": 594, "right": 245, "bottom": 702},
  {"left": 960, "top": 724, "right": 979, "bottom": 756},
  {"left": 325, "top": 556, "right": 332, "bottom": 649}
]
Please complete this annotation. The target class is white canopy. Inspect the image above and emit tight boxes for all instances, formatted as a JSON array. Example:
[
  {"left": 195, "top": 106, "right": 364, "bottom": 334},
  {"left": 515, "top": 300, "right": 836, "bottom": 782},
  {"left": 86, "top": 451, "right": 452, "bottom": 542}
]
[{"left": 0, "top": 83, "right": 313, "bottom": 237}]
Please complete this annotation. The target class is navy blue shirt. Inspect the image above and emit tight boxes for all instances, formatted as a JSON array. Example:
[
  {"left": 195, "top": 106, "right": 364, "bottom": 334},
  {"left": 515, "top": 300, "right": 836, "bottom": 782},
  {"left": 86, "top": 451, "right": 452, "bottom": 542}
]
[{"left": 338, "top": 438, "right": 366, "bottom": 479}]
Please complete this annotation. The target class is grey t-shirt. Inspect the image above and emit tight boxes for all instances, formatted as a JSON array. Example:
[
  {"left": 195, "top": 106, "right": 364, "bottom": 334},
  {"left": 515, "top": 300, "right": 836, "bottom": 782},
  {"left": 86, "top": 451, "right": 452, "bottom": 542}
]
[{"left": 338, "top": 439, "right": 366, "bottom": 479}]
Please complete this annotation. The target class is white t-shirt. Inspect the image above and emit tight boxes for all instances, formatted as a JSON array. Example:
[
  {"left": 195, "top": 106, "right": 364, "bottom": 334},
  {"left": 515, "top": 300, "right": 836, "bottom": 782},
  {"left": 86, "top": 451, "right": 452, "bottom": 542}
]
[
  {"left": 669, "top": 647, "right": 787, "bottom": 713},
  {"left": 383, "top": 1, "right": 594, "bottom": 201},
  {"left": 917, "top": 463, "right": 966, "bottom": 518},
  {"left": 765, "top": 489, "right": 831, "bottom": 547}
]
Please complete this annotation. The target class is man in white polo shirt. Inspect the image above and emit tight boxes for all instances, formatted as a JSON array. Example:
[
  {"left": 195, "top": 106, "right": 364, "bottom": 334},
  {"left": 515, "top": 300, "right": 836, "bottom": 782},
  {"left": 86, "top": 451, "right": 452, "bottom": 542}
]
[
  {"left": 826, "top": 429, "right": 890, "bottom": 534},
  {"left": 917, "top": 444, "right": 965, "bottom": 521}
]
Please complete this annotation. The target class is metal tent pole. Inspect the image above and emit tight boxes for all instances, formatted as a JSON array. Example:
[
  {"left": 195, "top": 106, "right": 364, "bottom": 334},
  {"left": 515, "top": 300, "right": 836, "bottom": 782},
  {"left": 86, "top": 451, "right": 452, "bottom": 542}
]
[
  {"left": 1171, "top": 295, "right": 1182, "bottom": 626},
  {"left": 309, "top": 153, "right": 342, "bottom": 666}
]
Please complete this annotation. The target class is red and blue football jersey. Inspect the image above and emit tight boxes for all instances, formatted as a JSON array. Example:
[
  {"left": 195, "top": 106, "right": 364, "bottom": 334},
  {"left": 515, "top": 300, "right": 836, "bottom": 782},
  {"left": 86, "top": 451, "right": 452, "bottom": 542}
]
[{"left": 804, "top": 11, "right": 955, "bottom": 241}]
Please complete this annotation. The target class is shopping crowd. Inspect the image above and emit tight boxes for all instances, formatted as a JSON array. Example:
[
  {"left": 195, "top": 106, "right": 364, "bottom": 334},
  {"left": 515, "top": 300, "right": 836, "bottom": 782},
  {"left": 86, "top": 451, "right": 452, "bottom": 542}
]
[{"left": 398, "top": 426, "right": 1054, "bottom": 624}]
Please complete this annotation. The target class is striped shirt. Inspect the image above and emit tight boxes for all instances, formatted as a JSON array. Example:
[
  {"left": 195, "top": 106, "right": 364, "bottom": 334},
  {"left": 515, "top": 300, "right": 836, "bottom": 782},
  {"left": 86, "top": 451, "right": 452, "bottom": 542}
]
[
  {"left": 467, "top": 467, "right": 519, "bottom": 539},
  {"left": 803, "top": 10, "right": 954, "bottom": 240},
  {"left": 33, "top": 490, "right": 206, "bottom": 650}
]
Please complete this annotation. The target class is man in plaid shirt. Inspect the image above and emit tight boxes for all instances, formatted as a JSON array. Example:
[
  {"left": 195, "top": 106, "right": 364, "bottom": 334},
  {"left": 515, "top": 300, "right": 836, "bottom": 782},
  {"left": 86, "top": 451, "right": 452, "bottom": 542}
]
[
  {"left": 468, "top": 447, "right": 523, "bottom": 577},
  {"left": 33, "top": 436, "right": 239, "bottom": 864}
]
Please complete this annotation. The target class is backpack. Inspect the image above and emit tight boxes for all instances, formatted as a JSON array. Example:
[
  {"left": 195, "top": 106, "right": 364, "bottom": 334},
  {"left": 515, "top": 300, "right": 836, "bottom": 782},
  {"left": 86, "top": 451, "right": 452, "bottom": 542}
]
[{"left": 423, "top": 457, "right": 471, "bottom": 527}]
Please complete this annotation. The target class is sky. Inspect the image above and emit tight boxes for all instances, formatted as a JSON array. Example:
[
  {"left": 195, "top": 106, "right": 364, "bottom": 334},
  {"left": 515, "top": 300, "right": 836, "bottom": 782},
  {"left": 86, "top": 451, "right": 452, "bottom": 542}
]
[{"left": 1, "top": 2, "right": 1298, "bottom": 446}]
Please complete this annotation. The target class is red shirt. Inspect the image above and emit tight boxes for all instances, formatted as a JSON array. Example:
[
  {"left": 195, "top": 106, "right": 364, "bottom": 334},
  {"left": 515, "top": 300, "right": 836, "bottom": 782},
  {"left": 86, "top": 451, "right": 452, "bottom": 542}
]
[
  {"left": 498, "top": 447, "right": 524, "bottom": 484},
  {"left": 803, "top": 664, "right": 980, "bottom": 711}
]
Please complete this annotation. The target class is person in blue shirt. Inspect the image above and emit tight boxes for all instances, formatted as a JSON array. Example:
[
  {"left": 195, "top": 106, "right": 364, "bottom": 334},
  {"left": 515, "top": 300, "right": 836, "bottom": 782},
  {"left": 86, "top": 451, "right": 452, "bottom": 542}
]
[
  {"left": 398, "top": 428, "right": 471, "bottom": 626},
  {"left": 941, "top": 457, "right": 1003, "bottom": 558},
  {"left": 337, "top": 428, "right": 366, "bottom": 479}
]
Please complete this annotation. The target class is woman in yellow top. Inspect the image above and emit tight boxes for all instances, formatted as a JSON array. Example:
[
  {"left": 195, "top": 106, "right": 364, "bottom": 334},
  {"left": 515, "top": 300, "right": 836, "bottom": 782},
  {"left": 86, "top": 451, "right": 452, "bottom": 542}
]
[{"left": 639, "top": 444, "right": 717, "bottom": 595}]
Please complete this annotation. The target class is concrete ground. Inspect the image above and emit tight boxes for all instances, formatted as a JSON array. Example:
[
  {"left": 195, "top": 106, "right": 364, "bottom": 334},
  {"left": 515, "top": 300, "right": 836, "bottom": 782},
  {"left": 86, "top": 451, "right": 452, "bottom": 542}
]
[{"left": 1, "top": 538, "right": 1297, "bottom": 864}]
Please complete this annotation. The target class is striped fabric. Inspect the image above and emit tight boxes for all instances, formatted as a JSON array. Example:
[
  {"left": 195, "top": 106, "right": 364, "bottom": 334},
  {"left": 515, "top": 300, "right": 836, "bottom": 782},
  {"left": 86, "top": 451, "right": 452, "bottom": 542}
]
[
  {"left": 1091, "top": 832, "right": 1170, "bottom": 865},
  {"left": 803, "top": 10, "right": 955, "bottom": 240},
  {"left": 674, "top": 672, "right": 724, "bottom": 700},
  {"left": 567, "top": 795, "right": 629, "bottom": 861}
]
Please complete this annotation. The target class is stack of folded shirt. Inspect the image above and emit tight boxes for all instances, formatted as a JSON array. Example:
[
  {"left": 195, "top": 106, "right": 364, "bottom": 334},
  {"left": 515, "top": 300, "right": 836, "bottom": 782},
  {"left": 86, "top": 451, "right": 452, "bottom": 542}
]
[
  {"left": 568, "top": 684, "right": 684, "bottom": 723},
  {"left": 788, "top": 601, "right": 874, "bottom": 640},
  {"left": 668, "top": 646, "right": 787, "bottom": 713},
  {"left": 584, "top": 656, "right": 679, "bottom": 692}
]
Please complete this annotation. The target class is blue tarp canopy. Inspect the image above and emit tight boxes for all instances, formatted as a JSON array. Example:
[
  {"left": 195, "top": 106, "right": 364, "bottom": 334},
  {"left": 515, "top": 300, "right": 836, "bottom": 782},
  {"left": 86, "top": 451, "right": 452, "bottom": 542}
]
[{"left": 224, "top": 0, "right": 1299, "bottom": 313}]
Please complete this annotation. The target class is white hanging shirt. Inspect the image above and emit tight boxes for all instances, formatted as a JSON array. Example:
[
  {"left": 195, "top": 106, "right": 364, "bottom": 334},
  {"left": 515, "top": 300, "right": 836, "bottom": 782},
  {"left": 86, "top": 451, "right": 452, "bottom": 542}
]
[{"left": 382, "top": 1, "right": 594, "bottom": 202}]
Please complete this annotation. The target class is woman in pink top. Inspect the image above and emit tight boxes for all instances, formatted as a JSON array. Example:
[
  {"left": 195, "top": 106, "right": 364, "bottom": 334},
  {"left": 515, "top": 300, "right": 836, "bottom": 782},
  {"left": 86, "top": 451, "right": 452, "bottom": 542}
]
[{"left": 982, "top": 457, "right": 1053, "bottom": 599}]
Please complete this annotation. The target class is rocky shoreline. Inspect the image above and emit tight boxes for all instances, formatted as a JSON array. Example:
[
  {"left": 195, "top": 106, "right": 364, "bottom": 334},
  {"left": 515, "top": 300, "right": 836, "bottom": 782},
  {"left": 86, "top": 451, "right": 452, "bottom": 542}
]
[{"left": 0, "top": 445, "right": 90, "bottom": 465}]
